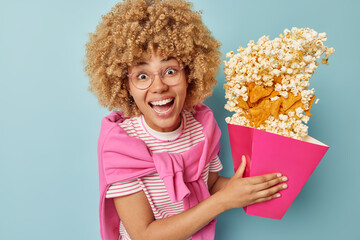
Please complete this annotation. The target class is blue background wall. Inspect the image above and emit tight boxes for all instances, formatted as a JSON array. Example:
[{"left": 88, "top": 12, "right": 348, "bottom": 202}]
[{"left": 1, "top": 0, "right": 359, "bottom": 239}]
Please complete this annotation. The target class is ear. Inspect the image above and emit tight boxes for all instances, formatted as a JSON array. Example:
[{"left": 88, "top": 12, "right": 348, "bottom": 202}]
[
  {"left": 126, "top": 81, "right": 132, "bottom": 96},
  {"left": 184, "top": 66, "right": 190, "bottom": 87}
]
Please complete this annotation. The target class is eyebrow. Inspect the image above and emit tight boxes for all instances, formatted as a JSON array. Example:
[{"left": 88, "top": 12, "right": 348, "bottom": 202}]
[{"left": 136, "top": 57, "right": 176, "bottom": 66}]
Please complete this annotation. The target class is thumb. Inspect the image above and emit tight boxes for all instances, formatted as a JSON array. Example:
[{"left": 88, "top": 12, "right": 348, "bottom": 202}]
[{"left": 234, "top": 155, "right": 246, "bottom": 178}]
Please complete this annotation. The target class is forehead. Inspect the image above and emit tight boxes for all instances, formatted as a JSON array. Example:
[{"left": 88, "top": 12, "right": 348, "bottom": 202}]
[{"left": 131, "top": 55, "right": 180, "bottom": 67}]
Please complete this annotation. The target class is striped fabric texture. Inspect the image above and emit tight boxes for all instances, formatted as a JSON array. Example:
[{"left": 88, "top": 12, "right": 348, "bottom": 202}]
[{"left": 106, "top": 111, "right": 223, "bottom": 239}]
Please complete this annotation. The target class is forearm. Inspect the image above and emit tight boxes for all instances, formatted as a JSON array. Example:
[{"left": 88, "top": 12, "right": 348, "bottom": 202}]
[
  {"left": 209, "top": 176, "right": 230, "bottom": 195},
  {"left": 118, "top": 159, "right": 287, "bottom": 240},
  {"left": 141, "top": 191, "right": 227, "bottom": 240}
]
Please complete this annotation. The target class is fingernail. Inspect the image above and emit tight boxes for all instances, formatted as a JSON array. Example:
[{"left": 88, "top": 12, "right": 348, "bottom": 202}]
[
  {"left": 282, "top": 184, "right": 288, "bottom": 189},
  {"left": 277, "top": 173, "right": 282, "bottom": 177},
  {"left": 242, "top": 155, "right": 246, "bottom": 162},
  {"left": 282, "top": 177, "right": 288, "bottom": 181},
  {"left": 276, "top": 193, "right": 281, "bottom": 197}
]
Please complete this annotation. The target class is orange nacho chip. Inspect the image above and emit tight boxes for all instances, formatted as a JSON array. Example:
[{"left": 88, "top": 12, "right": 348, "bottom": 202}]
[
  {"left": 249, "top": 85, "right": 273, "bottom": 103},
  {"left": 248, "top": 82, "right": 256, "bottom": 91},
  {"left": 305, "top": 95, "right": 316, "bottom": 116},
  {"left": 248, "top": 107, "right": 270, "bottom": 128},
  {"left": 257, "top": 99, "right": 272, "bottom": 111},
  {"left": 236, "top": 96, "right": 249, "bottom": 110},
  {"left": 285, "top": 100, "right": 303, "bottom": 119},
  {"left": 273, "top": 76, "right": 282, "bottom": 84},
  {"left": 246, "top": 83, "right": 256, "bottom": 108},
  {"left": 285, "top": 99, "right": 302, "bottom": 113},
  {"left": 246, "top": 99, "right": 273, "bottom": 127},
  {"left": 281, "top": 92, "right": 302, "bottom": 111},
  {"left": 270, "top": 97, "right": 282, "bottom": 118},
  {"left": 264, "top": 90, "right": 280, "bottom": 100}
]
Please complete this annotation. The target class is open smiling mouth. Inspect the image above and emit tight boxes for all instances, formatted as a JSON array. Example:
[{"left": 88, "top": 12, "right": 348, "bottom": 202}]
[{"left": 149, "top": 98, "right": 175, "bottom": 114}]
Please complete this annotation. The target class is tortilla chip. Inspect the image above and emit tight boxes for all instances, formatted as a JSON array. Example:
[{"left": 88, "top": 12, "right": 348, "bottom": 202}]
[
  {"left": 305, "top": 95, "right": 316, "bottom": 116},
  {"left": 236, "top": 96, "right": 249, "bottom": 110},
  {"left": 248, "top": 82, "right": 256, "bottom": 91},
  {"left": 285, "top": 100, "right": 302, "bottom": 115},
  {"left": 257, "top": 99, "right": 271, "bottom": 109},
  {"left": 281, "top": 92, "right": 302, "bottom": 111},
  {"left": 248, "top": 107, "right": 270, "bottom": 128},
  {"left": 249, "top": 85, "right": 274, "bottom": 103},
  {"left": 285, "top": 100, "right": 302, "bottom": 119},
  {"left": 270, "top": 98, "right": 282, "bottom": 118},
  {"left": 264, "top": 90, "right": 280, "bottom": 100},
  {"left": 273, "top": 76, "right": 282, "bottom": 84}
]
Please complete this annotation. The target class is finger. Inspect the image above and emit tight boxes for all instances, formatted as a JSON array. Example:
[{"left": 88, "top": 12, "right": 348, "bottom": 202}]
[
  {"left": 234, "top": 155, "right": 246, "bottom": 178},
  {"left": 255, "top": 176, "right": 288, "bottom": 191},
  {"left": 256, "top": 182, "right": 288, "bottom": 199},
  {"left": 247, "top": 172, "right": 283, "bottom": 185},
  {"left": 253, "top": 192, "right": 282, "bottom": 204}
]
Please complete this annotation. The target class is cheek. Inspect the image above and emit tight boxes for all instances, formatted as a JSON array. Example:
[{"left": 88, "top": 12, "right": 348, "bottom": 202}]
[
  {"left": 128, "top": 87, "right": 145, "bottom": 107},
  {"left": 177, "top": 83, "right": 188, "bottom": 104},
  {"left": 132, "top": 93, "right": 144, "bottom": 105}
]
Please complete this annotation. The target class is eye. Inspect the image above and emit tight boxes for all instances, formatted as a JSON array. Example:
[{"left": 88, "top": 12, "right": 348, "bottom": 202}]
[
  {"left": 165, "top": 68, "right": 178, "bottom": 75},
  {"left": 136, "top": 73, "right": 149, "bottom": 80}
]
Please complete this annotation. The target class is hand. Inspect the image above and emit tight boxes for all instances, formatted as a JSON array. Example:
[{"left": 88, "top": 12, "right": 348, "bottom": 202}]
[{"left": 218, "top": 155, "right": 288, "bottom": 211}]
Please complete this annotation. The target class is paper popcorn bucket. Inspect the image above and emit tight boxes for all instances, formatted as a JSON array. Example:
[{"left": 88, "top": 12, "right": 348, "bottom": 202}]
[{"left": 227, "top": 123, "right": 329, "bottom": 220}]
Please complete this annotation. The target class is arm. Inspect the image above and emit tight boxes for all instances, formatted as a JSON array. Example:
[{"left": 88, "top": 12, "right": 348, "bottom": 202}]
[
  {"left": 207, "top": 156, "right": 230, "bottom": 195},
  {"left": 208, "top": 172, "right": 229, "bottom": 195},
  {"left": 114, "top": 186, "right": 225, "bottom": 240},
  {"left": 114, "top": 156, "right": 288, "bottom": 240}
]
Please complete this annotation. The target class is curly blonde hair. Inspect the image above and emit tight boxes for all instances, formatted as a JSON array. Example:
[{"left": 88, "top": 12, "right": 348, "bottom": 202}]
[{"left": 85, "top": 0, "right": 221, "bottom": 117}]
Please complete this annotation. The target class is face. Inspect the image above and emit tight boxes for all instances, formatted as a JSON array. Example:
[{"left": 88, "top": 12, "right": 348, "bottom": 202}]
[{"left": 128, "top": 52, "right": 188, "bottom": 132}]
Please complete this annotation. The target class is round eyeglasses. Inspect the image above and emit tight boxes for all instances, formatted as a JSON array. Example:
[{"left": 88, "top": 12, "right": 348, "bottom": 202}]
[{"left": 128, "top": 66, "right": 185, "bottom": 90}]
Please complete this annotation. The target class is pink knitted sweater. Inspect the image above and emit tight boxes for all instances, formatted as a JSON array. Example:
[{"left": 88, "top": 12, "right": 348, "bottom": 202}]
[{"left": 97, "top": 104, "right": 221, "bottom": 240}]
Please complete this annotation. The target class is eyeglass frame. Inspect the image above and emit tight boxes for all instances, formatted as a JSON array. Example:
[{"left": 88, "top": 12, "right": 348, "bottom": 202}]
[{"left": 127, "top": 65, "right": 185, "bottom": 90}]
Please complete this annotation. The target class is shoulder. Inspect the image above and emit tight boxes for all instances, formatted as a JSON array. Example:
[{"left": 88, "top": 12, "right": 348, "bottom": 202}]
[
  {"left": 98, "top": 112, "right": 125, "bottom": 145},
  {"left": 192, "top": 104, "right": 222, "bottom": 140},
  {"left": 98, "top": 112, "right": 142, "bottom": 153},
  {"left": 184, "top": 104, "right": 221, "bottom": 140},
  {"left": 189, "top": 104, "right": 218, "bottom": 131},
  {"left": 193, "top": 104, "right": 216, "bottom": 123},
  {"left": 99, "top": 111, "right": 126, "bottom": 137}
]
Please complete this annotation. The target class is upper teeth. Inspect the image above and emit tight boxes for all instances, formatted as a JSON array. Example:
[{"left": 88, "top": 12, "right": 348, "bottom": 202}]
[{"left": 151, "top": 98, "right": 173, "bottom": 106}]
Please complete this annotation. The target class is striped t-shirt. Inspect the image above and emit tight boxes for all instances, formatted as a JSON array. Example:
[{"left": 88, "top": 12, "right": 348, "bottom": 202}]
[{"left": 106, "top": 111, "right": 223, "bottom": 239}]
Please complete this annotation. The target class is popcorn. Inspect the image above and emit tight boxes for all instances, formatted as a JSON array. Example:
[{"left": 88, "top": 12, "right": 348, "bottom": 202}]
[{"left": 224, "top": 28, "right": 334, "bottom": 140}]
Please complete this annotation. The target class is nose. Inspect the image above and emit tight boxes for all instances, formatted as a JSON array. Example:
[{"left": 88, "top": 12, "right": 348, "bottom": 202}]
[{"left": 149, "top": 73, "right": 168, "bottom": 93}]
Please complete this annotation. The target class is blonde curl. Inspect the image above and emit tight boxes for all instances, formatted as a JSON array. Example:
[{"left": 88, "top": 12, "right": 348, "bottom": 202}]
[{"left": 85, "top": 0, "right": 221, "bottom": 117}]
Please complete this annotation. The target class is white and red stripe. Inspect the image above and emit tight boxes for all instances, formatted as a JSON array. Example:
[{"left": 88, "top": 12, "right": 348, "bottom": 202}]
[{"left": 106, "top": 111, "right": 223, "bottom": 239}]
